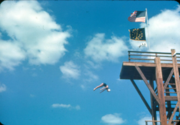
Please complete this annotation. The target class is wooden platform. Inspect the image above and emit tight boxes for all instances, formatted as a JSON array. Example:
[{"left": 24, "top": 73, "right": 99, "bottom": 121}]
[{"left": 120, "top": 62, "right": 180, "bottom": 81}]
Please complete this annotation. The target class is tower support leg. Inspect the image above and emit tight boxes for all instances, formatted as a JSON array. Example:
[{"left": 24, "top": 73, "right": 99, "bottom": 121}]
[{"left": 155, "top": 57, "right": 167, "bottom": 125}]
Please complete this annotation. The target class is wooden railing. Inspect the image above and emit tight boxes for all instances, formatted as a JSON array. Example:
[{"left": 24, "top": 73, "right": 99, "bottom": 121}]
[{"left": 128, "top": 51, "right": 180, "bottom": 62}]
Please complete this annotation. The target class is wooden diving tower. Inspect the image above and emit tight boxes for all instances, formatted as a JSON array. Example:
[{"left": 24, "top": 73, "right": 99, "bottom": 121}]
[{"left": 120, "top": 49, "right": 180, "bottom": 125}]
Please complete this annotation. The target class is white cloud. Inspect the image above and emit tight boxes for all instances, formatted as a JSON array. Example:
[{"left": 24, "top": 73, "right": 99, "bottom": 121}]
[
  {"left": 0, "top": 40, "right": 26, "bottom": 70},
  {"left": 101, "top": 113, "right": 125, "bottom": 125},
  {"left": 84, "top": 33, "right": 128, "bottom": 62},
  {"left": 0, "top": 83, "right": 6, "bottom": 92},
  {"left": 85, "top": 61, "right": 100, "bottom": 69},
  {"left": 75, "top": 105, "right": 81, "bottom": 110},
  {"left": 52, "top": 104, "right": 71, "bottom": 108},
  {"left": 83, "top": 70, "right": 98, "bottom": 82},
  {"left": 131, "top": 6, "right": 180, "bottom": 53},
  {"left": 60, "top": 61, "right": 80, "bottom": 79},
  {"left": 0, "top": 1, "right": 70, "bottom": 70},
  {"left": 52, "top": 103, "right": 80, "bottom": 110}
]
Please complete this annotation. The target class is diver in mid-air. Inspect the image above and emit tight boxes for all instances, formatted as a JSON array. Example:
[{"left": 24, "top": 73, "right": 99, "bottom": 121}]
[{"left": 93, "top": 83, "right": 111, "bottom": 93}]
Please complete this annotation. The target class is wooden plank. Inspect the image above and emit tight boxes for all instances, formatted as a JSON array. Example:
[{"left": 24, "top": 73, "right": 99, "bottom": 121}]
[
  {"left": 165, "top": 88, "right": 176, "bottom": 89},
  {"left": 154, "top": 68, "right": 174, "bottom": 92},
  {"left": 155, "top": 57, "right": 167, "bottom": 125},
  {"left": 164, "top": 92, "right": 176, "bottom": 93},
  {"left": 168, "top": 103, "right": 178, "bottom": 125},
  {"left": 124, "top": 62, "right": 156, "bottom": 67},
  {"left": 165, "top": 96, "right": 177, "bottom": 101},
  {"left": 155, "top": 107, "right": 179, "bottom": 111},
  {"left": 169, "top": 83, "right": 176, "bottom": 85},
  {"left": 130, "top": 57, "right": 172, "bottom": 61},
  {"left": 135, "top": 65, "right": 160, "bottom": 104},
  {"left": 171, "top": 49, "right": 180, "bottom": 113},
  {"left": 129, "top": 54, "right": 173, "bottom": 58},
  {"left": 123, "top": 62, "right": 180, "bottom": 68},
  {"left": 130, "top": 79, "right": 152, "bottom": 115},
  {"left": 164, "top": 69, "right": 174, "bottom": 89}
]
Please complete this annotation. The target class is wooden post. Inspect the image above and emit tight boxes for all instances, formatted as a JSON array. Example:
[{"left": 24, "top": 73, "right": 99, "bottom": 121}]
[
  {"left": 166, "top": 85, "right": 172, "bottom": 119},
  {"left": 171, "top": 49, "right": 180, "bottom": 113},
  {"left": 150, "top": 79, "right": 157, "bottom": 125},
  {"left": 155, "top": 57, "right": 167, "bottom": 125}
]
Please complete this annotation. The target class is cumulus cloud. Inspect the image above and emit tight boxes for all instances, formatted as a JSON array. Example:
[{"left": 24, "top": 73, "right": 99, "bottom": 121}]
[
  {"left": 83, "top": 70, "right": 98, "bottom": 82},
  {"left": 130, "top": 6, "right": 180, "bottom": 53},
  {"left": 52, "top": 103, "right": 80, "bottom": 110},
  {"left": 101, "top": 113, "right": 125, "bottom": 125},
  {"left": 84, "top": 33, "right": 128, "bottom": 62},
  {"left": 0, "top": 83, "right": 6, "bottom": 92},
  {"left": 60, "top": 61, "right": 80, "bottom": 79},
  {"left": 0, "top": 40, "right": 26, "bottom": 70},
  {"left": 52, "top": 104, "right": 71, "bottom": 108},
  {"left": 0, "top": 1, "right": 70, "bottom": 70}
]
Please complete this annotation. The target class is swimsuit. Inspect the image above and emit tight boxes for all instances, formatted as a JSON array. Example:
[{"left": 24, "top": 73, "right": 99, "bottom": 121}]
[{"left": 103, "top": 83, "right": 107, "bottom": 87}]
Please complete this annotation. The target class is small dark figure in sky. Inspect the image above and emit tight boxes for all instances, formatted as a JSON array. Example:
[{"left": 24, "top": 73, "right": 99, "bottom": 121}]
[
  {"left": 94, "top": 83, "right": 111, "bottom": 93},
  {"left": 0, "top": 122, "right": 4, "bottom": 125}
]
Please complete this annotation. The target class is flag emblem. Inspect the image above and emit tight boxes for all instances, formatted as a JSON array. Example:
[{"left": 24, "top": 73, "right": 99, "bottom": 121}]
[{"left": 129, "top": 28, "right": 146, "bottom": 41}]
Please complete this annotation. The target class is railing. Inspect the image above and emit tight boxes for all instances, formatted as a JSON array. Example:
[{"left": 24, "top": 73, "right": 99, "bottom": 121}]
[
  {"left": 145, "top": 120, "right": 180, "bottom": 125},
  {"left": 128, "top": 51, "right": 180, "bottom": 63}
]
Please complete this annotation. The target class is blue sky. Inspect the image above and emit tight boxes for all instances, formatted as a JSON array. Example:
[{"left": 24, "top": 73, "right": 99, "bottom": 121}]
[{"left": 0, "top": 1, "right": 180, "bottom": 125}]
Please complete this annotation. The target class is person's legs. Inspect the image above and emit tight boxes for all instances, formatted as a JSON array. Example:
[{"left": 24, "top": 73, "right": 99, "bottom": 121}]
[{"left": 94, "top": 83, "right": 104, "bottom": 91}]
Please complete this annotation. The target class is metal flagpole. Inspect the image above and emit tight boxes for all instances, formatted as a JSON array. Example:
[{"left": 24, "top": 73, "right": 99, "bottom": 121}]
[{"left": 146, "top": 8, "right": 150, "bottom": 50}]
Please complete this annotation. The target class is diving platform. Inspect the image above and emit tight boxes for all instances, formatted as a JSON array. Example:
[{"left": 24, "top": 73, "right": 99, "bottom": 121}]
[{"left": 120, "top": 49, "right": 180, "bottom": 125}]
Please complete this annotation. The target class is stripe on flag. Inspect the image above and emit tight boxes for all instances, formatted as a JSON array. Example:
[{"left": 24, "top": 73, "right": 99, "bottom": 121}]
[{"left": 128, "top": 11, "right": 146, "bottom": 23}]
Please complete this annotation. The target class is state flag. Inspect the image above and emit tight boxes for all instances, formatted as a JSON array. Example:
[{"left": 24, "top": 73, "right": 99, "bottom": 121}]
[{"left": 129, "top": 28, "right": 146, "bottom": 41}]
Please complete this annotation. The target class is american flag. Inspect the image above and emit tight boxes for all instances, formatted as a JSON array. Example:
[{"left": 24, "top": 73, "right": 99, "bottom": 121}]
[{"left": 128, "top": 11, "right": 146, "bottom": 23}]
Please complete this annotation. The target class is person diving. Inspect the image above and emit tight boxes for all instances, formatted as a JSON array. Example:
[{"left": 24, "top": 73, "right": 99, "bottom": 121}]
[{"left": 93, "top": 83, "right": 111, "bottom": 93}]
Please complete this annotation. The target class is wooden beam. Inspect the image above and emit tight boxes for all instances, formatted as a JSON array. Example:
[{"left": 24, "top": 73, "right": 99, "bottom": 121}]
[
  {"left": 171, "top": 49, "right": 180, "bottom": 113},
  {"left": 135, "top": 65, "right": 160, "bottom": 104},
  {"left": 123, "top": 62, "right": 180, "bottom": 68},
  {"left": 155, "top": 57, "right": 167, "bottom": 125},
  {"left": 150, "top": 79, "right": 156, "bottom": 125},
  {"left": 164, "top": 69, "right": 174, "bottom": 89},
  {"left": 168, "top": 102, "right": 178, "bottom": 125},
  {"left": 130, "top": 79, "right": 152, "bottom": 115},
  {"left": 165, "top": 96, "right": 177, "bottom": 101},
  {"left": 154, "top": 68, "right": 174, "bottom": 92},
  {"left": 155, "top": 107, "right": 179, "bottom": 112},
  {"left": 166, "top": 85, "right": 172, "bottom": 119}
]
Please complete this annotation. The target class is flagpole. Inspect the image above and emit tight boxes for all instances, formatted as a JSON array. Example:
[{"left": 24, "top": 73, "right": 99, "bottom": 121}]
[{"left": 146, "top": 8, "right": 150, "bottom": 50}]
